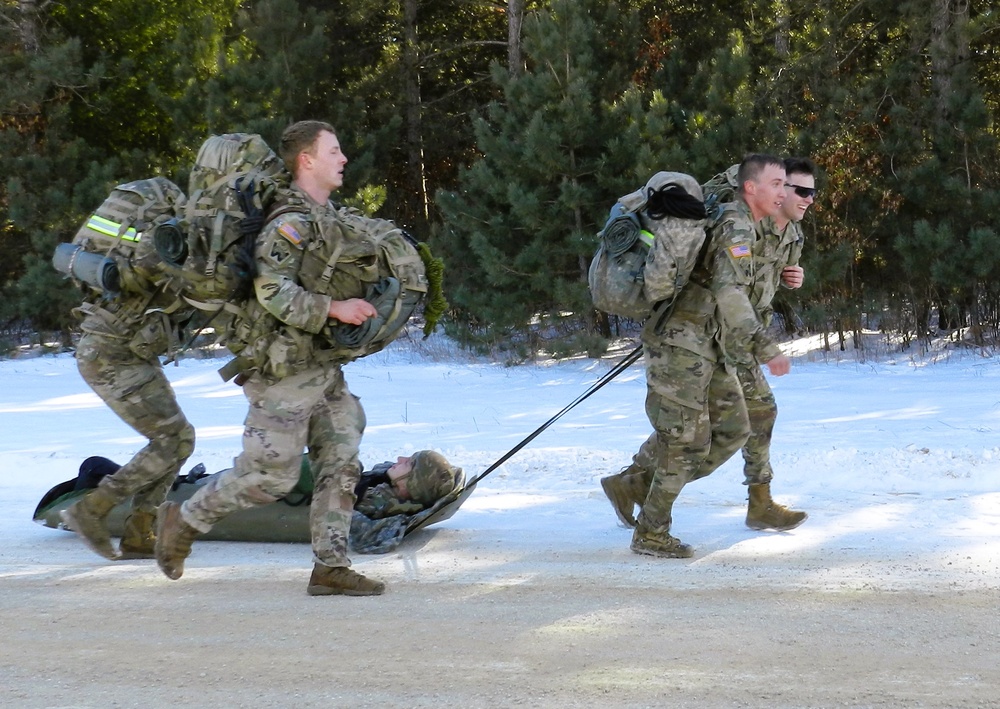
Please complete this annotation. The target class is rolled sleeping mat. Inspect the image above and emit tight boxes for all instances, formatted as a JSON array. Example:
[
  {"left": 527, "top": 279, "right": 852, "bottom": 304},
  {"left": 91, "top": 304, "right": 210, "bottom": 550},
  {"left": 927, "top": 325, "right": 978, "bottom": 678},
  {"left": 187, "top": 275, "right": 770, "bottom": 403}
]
[
  {"left": 52, "top": 243, "right": 122, "bottom": 295},
  {"left": 601, "top": 207, "right": 644, "bottom": 257},
  {"left": 327, "top": 276, "right": 401, "bottom": 348},
  {"left": 152, "top": 218, "right": 188, "bottom": 266}
]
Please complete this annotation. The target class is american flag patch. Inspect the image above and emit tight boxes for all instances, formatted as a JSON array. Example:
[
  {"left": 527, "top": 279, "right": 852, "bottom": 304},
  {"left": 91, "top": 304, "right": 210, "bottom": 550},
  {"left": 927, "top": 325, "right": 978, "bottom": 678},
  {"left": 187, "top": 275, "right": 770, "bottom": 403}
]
[
  {"left": 728, "top": 244, "right": 751, "bottom": 258},
  {"left": 278, "top": 222, "right": 302, "bottom": 245}
]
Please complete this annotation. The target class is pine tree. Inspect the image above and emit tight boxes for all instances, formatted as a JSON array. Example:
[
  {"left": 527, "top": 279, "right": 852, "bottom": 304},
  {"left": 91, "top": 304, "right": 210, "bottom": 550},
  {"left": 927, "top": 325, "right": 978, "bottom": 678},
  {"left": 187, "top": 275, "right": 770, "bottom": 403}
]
[{"left": 436, "top": 0, "right": 644, "bottom": 353}]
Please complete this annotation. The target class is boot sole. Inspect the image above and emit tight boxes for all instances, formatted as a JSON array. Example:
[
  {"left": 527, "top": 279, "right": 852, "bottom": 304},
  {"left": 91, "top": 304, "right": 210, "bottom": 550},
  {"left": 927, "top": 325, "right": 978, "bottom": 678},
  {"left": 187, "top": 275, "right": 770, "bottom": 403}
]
[
  {"left": 600, "top": 477, "right": 638, "bottom": 528},
  {"left": 746, "top": 512, "right": 809, "bottom": 532},
  {"left": 59, "top": 509, "right": 121, "bottom": 560},
  {"left": 307, "top": 584, "right": 386, "bottom": 597},
  {"left": 118, "top": 550, "right": 156, "bottom": 560},
  {"left": 630, "top": 542, "right": 694, "bottom": 559}
]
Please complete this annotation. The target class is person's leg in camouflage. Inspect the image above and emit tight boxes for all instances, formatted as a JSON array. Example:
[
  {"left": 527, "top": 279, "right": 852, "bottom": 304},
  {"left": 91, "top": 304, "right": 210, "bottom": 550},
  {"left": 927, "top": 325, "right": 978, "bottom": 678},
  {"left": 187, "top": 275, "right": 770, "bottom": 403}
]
[
  {"left": 158, "top": 366, "right": 328, "bottom": 580},
  {"left": 304, "top": 366, "right": 384, "bottom": 596},
  {"left": 156, "top": 365, "right": 383, "bottom": 594},
  {"left": 605, "top": 357, "right": 752, "bottom": 539},
  {"left": 736, "top": 362, "right": 807, "bottom": 531},
  {"left": 689, "top": 363, "right": 752, "bottom": 482},
  {"left": 628, "top": 345, "right": 715, "bottom": 558},
  {"left": 63, "top": 332, "right": 195, "bottom": 560}
]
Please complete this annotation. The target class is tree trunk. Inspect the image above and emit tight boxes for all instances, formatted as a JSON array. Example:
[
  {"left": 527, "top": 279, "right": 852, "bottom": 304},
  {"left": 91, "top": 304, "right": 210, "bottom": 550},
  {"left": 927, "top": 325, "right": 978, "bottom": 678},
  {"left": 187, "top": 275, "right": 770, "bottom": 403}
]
[
  {"left": 929, "top": 0, "right": 970, "bottom": 135},
  {"left": 774, "top": 1, "right": 790, "bottom": 57},
  {"left": 18, "top": 0, "right": 39, "bottom": 54},
  {"left": 508, "top": 0, "right": 524, "bottom": 77},
  {"left": 402, "top": 0, "right": 428, "bottom": 231}
]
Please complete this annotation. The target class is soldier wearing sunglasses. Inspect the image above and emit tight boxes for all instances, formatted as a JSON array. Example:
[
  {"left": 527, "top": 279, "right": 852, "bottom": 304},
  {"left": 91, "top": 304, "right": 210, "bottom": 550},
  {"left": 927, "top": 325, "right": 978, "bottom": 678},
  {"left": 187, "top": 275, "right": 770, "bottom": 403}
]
[
  {"left": 736, "top": 156, "right": 817, "bottom": 531},
  {"left": 602, "top": 157, "right": 817, "bottom": 536}
]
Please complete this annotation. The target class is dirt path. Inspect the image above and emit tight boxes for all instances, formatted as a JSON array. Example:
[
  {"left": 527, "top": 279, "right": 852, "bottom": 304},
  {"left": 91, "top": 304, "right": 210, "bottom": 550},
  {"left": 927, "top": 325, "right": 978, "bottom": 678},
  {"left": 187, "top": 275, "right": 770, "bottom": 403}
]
[{"left": 3, "top": 523, "right": 999, "bottom": 709}]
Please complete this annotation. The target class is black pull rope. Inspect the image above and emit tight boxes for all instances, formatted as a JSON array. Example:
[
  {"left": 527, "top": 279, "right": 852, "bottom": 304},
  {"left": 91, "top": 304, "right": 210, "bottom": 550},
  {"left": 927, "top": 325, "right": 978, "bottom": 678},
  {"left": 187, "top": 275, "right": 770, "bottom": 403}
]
[{"left": 463, "top": 343, "right": 643, "bottom": 489}]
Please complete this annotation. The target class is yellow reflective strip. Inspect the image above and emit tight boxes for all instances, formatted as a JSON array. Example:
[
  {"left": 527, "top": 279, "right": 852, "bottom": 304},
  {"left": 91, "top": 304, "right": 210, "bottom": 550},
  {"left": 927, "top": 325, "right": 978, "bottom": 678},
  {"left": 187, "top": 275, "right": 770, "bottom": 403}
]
[
  {"left": 638, "top": 230, "right": 655, "bottom": 247},
  {"left": 86, "top": 215, "right": 139, "bottom": 241}
]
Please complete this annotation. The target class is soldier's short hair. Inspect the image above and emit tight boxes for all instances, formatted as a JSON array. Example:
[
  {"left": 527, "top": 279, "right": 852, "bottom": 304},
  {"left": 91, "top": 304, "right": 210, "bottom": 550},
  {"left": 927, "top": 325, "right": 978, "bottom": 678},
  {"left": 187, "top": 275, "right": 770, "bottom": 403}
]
[
  {"left": 783, "top": 156, "right": 816, "bottom": 178},
  {"left": 279, "top": 120, "right": 337, "bottom": 177},
  {"left": 737, "top": 154, "right": 785, "bottom": 194}
]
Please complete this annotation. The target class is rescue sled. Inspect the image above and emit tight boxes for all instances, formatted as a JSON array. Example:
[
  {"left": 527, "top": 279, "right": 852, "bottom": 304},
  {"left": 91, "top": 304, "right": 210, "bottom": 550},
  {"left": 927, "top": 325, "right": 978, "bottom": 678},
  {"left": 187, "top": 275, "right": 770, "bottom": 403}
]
[{"left": 33, "top": 457, "right": 474, "bottom": 553}]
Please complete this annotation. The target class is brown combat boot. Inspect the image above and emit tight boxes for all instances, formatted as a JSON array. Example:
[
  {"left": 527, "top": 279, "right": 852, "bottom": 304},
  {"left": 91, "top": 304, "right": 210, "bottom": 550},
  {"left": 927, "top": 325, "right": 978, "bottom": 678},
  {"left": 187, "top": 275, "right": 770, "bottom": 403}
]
[
  {"left": 745, "top": 483, "right": 808, "bottom": 531},
  {"left": 630, "top": 528, "right": 694, "bottom": 559},
  {"left": 307, "top": 564, "right": 386, "bottom": 596},
  {"left": 599, "top": 467, "right": 649, "bottom": 528},
  {"left": 154, "top": 501, "right": 200, "bottom": 580},
  {"left": 60, "top": 487, "right": 121, "bottom": 560},
  {"left": 630, "top": 491, "right": 693, "bottom": 558},
  {"left": 118, "top": 510, "right": 157, "bottom": 560}
]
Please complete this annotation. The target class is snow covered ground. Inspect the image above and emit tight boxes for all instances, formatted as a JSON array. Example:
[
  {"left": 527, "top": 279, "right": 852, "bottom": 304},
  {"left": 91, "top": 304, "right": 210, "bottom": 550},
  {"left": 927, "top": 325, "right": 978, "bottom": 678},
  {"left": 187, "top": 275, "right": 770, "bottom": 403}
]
[
  {"left": 3, "top": 335, "right": 999, "bottom": 589},
  {"left": 2, "top": 335, "right": 999, "bottom": 707}
]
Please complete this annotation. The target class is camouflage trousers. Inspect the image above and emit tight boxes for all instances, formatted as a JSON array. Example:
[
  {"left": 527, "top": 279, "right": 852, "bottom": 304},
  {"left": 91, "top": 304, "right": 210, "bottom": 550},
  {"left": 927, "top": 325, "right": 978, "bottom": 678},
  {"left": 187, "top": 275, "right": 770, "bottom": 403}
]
[
  {"left": 76, "top": 331, "right": 196, "bottom": 515},
  {"left": 736, "top": 360, "right": 776, "bottom": 486},
  {"left": 181, "top": 362, "right": 365, "bottom": 568},
  {"left": 633, "top": 343, "right": 749, "bottom": 534}
]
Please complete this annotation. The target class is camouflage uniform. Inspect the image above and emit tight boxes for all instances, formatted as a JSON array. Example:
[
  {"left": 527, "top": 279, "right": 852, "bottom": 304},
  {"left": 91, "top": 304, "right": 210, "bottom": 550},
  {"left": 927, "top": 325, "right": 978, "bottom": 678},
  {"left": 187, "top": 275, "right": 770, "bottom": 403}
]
[
  {"left": 179, "top": 186, "right": 366, "bottom": 569},
  {"left": 354, "top": 463, "right": 426, "bottom": 519},
  {"left": 74, "top": 298, "right": 196, "bottom": 517},
  {"left": 354, "top": 450, "right": 460, "bottom": 517},
  {"left": 633, "top": 200, "right": 780, "bottom": 540},
  {"left": 735, "top": 218, "right": 804, "bottom": 485}
]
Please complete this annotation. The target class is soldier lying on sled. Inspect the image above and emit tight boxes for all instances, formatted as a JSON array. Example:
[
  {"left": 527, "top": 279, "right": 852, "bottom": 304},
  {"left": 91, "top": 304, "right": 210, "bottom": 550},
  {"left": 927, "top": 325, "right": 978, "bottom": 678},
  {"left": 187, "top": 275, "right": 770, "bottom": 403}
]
[{"left": 35, "top": 451, "right": 463, "bottom": 554}]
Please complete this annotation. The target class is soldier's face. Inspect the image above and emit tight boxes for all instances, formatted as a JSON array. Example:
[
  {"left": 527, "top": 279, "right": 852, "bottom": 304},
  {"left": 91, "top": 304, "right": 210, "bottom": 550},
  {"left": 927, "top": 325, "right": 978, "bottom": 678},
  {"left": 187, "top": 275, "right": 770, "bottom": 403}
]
[
  {"left": 780, "top": 172, "right": 816, "bottom": 223},
  {"left": 751, "top": 164, "right": 787, "bottom": 220},
  {"left": 388, "top": 456, "right": 414, "bottom": 498},
  {"left": 302, "top": 130, "right": 348, "bottom": 192}
]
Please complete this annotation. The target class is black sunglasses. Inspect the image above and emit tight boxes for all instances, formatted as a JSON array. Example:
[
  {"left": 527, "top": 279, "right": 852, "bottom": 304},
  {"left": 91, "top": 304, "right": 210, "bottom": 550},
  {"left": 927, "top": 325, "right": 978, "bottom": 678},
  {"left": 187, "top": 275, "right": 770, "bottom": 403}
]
[{"left": 786, "top": 184, "right": 818, "bottom": 199}]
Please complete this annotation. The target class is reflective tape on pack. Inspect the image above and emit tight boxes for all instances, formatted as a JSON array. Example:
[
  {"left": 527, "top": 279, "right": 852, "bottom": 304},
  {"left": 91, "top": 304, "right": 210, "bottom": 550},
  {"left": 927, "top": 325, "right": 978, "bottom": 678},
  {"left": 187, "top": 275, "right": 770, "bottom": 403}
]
[
  {"left": 87, "top": 214, "right": 139, "bottom": 242},
  {"left": 638, "top": 229, "right": 655, "bottom": 247}
]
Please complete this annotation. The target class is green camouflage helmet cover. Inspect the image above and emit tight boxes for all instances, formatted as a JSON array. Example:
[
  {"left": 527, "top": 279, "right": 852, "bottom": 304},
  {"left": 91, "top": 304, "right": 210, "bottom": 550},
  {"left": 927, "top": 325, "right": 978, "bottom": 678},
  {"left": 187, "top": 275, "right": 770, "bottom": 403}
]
[{"left": 406, "top": 450, "right": 461, "bottom": 506}]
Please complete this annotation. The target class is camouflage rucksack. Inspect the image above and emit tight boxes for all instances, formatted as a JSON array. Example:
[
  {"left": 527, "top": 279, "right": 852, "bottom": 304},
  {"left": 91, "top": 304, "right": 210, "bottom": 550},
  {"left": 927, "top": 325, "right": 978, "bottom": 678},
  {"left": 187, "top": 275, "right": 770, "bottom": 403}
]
[
  {"left": 54, "top": 134, "right": 286, "bottom": 312},
  {"left": 222, "top": 201, "right": 430, "bottom": 377},
  {"left": 701, "top": 164, "right": 740, "bottom": 210},
  {"left": 156, "top": 133, "right": 288, "bottom": 308},
  {"left": 311, "top": 207, "right": 428, "bottom": 360},
  {"left": 52, "top": 177, "right": 186, "bottom": 297},
  {"left": 588, "top": 171, "right": 709, "bottom": 321}
]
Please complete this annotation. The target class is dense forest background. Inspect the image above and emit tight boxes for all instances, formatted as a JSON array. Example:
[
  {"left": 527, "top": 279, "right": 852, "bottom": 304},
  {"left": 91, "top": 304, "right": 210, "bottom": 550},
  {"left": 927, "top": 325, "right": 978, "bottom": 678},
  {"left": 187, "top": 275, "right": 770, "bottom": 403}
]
[{"left": 1, "top": 0, "right": 997, "bottom": 358}]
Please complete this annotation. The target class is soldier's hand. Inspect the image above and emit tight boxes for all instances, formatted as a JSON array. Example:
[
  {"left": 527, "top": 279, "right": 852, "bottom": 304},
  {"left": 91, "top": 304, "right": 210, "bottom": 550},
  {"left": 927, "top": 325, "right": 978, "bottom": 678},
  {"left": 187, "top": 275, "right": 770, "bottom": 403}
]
[
  {"left": 781, "top": 266, "right": 804, "bottom": 289},
  {"left": 328, "top": 298, "right": 377, "bottom": 325},
  {"left": 765, "top": 353, "right": 791, "bottom": 376}
]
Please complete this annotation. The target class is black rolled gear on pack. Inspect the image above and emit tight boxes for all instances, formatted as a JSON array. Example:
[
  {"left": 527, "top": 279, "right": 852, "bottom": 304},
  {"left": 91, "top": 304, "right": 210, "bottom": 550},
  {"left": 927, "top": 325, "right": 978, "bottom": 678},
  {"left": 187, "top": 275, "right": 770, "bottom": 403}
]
[{"left": 645, "top": 184, "right": 709, "bottom": 221}]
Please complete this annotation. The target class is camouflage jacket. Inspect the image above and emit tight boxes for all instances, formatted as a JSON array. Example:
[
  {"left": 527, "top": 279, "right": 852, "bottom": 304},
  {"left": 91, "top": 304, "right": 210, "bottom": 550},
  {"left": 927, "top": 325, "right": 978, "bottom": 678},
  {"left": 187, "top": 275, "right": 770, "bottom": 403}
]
[
  {"left": 255, "top": 190, "right": 334, "bottom": 329},
  {"left": 74, "top": 290, "right": 193, "bottom": 361},
  {"left": 349, "top": 461, "right": 436, "bottom": 554},
  {"left": 643, "top": 200, "right": 781, "bottom": 365},
  {"left": 750, "top": 217, "right": 804, "bottom": 329},
  {"left": 230, "top": 186, "right": 338, "bottom": 379}
]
